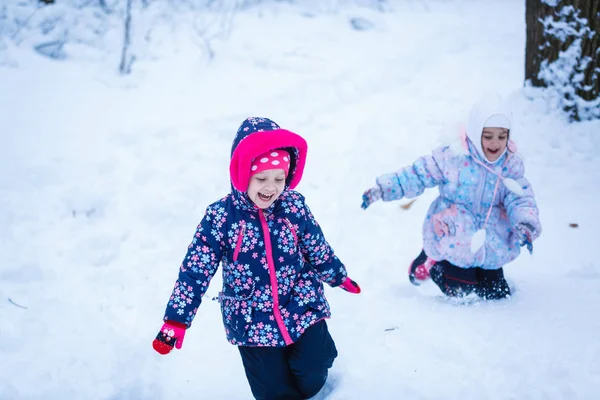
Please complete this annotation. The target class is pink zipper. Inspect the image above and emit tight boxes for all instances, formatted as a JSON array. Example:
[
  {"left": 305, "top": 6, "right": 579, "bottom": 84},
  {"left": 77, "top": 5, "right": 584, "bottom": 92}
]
[
  {"left": 283, "top": 218, "right": 298, "bottom": 247},
  {"left": 258, "top": 210, "right": 293, "bottom": 346},
  {"left": 233, "top": 221, "right": 246, "bottom": 262}
]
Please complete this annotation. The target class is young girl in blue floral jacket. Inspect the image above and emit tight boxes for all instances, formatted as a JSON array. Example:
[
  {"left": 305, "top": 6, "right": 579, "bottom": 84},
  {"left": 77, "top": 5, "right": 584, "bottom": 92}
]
[{"left": 152, "top": 117, "right": 361, "bottom": 400}]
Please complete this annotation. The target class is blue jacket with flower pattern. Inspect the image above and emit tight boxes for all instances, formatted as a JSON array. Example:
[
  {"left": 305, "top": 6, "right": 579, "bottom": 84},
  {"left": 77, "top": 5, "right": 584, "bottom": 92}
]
[{"left": 162, "top": 118, "right": 348, "bottom": 347}]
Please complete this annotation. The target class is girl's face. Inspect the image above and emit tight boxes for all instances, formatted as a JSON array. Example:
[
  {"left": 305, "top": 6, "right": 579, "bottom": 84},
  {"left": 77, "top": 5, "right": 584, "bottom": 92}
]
[
  {"left": 247, "top": 169, "right": 286, "bottom": 209},
  {"left": 481, "top": 127, "right": 509, "bottom": 162}
]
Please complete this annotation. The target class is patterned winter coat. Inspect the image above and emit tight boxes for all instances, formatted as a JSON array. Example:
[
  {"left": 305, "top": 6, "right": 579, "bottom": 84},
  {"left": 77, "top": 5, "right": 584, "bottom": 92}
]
[
  {"left": 376, "top": 97, "right": 541, "bottom": 269},
  {"left": 162, "top": 117, "right": 348, "bottom": 347}
]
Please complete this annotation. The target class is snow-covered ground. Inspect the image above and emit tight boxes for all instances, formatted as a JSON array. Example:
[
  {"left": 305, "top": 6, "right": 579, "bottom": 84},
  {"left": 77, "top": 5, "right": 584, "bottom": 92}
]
[{"left": 2, "top": 1, "right": 599, "bottom": 399}]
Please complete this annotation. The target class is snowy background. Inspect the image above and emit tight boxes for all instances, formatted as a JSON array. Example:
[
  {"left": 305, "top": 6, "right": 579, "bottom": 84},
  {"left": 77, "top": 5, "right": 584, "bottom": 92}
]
[{"left": 2, "top": 0, "right": 600, "bottom": 399}]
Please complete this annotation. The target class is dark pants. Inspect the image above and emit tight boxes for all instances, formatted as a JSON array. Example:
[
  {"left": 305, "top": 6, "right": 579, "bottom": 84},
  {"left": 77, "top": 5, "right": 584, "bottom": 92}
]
[
  {"left": 238, "top": 320, "right": 337, "bottom": 400},
  {"left": 418, "top": 251, "right": 511, "bottom": 299},
  {"left": 430, "top": 260, "right": 480, "bottom": 297},
  {"left": 476, "top": 268, "right": 511, "bottom": 300}
]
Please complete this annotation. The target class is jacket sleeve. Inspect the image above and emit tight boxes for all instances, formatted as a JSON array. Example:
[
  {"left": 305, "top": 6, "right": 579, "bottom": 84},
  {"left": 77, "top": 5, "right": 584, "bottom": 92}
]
[
  {"left": 162, "top": 203, "right": 225, "bottom": 327},
  {"left": 504, "top": 174, "right": 542, "bottom": 241},
  {"left": 375, "top": 146, "right": 449, "bottom": 202},
  {"left": 298, "top": 200, "right": 348, "bottom": 287}
]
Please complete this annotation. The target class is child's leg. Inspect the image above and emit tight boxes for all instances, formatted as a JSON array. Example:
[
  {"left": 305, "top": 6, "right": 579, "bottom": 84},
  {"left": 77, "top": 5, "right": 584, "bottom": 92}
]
[
  {"left": 288, "top": 320, "right": 338, "bottom": 399},
  {"left": 238, "top": 345, "right": 303, "bottom": 400},
  {"left": 430, "top": 260, "right": 478, "bottom": 297},
  {"left": 476, "top": 268, "right": 511, "bottom": 299}
]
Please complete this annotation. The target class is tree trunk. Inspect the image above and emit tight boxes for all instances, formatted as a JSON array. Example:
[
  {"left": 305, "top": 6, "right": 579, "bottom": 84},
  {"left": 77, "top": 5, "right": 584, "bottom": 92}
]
[
  {"left": 525, "top": 0, "right": 600, "bottom": 120},
  {"left": 119, "top": 0, "right": 134, "bottom": 75},
  {"left": 525, "top": 0, "right": 552, "bottom": 87}
]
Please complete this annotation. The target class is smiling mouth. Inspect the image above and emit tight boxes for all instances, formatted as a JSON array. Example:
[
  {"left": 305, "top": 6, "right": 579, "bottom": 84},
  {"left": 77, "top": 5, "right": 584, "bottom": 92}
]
[
  {"left": 258, "top": 192, "right": 275, "bottom": 202},
  {"left": 487, "top": 148, "right": 500, "bottom": 155}
]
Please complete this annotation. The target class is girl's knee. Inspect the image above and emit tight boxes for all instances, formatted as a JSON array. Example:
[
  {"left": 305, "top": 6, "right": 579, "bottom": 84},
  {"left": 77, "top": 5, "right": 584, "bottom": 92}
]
[{"left": 431, "top": 261, "right": 478, "bottom": 297}]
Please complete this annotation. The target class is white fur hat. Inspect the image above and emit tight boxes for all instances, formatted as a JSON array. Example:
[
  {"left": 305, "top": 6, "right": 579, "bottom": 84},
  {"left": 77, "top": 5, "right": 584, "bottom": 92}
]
[
  {"left": 484, "top": 114, "right": 511, "bottom": 130},
  {"left": 466, "top": 93, "right": 513, "bottom": 162}
]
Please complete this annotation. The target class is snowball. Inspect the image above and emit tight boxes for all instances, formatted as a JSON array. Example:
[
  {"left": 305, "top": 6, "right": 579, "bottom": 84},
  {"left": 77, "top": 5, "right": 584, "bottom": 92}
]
[{"left": 470, "top": 229, "right": 487, "bottom": 253}]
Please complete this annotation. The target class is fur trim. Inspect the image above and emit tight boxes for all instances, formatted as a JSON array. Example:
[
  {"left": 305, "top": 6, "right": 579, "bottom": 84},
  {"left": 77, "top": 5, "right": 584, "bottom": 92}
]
[
  {"left": 230, "top": 129, "right": 307, "bottom": 192},
  {"left": 503, "top": 178, "right": 525, "bottom": 196},
  {"left": 470, "top": 228, "right": 487, "bottom": 254}
]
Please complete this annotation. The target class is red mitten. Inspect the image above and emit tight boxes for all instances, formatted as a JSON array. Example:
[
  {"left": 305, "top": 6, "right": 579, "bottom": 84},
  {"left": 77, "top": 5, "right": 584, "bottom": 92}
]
[
  {"left": 152, "top": 320, "right": 187, "bottom": 355},
  {"left": 340, "top": 277, "right": 361, "bottom": 294}
]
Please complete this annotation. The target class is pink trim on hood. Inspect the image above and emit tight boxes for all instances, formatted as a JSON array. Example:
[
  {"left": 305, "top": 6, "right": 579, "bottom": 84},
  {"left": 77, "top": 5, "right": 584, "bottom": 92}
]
[{"left": 230, "top": 129, "right": 307, "bottom": 192}]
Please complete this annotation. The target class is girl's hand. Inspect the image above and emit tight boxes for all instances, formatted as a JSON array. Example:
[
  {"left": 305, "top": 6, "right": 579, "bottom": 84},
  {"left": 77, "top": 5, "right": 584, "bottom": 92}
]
[
  {"left": 517, "top": 222, "right": 535, "bottom": 254},
  {"left": 361, "top": 186, "right": 383, "bottom": 209},
  {"left": 152, "top": 320, "right": 187, "bottom": 355},
  {"left": 339, "top": 277, "right": 361, "bottom": 294}
]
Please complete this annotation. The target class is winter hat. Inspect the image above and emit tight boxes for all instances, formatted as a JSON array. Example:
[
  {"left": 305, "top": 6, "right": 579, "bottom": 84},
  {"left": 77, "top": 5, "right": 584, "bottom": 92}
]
[
  {"left": 229, "top": 117, "right": 307, "bottom": 192},
  {"left": 465, "top": 93, "right": 513, "bottom": 163},
  {"left": 483, "top": 114, "right": 511, "bottom": 130},
  {"left": 250, "top": 149, "right": 291, "bottom": 177}
]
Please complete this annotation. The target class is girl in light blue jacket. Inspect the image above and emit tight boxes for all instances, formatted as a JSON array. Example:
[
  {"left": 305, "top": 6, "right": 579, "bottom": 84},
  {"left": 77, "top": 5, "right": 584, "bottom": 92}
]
[{"left": 361, "top": 94, "right": 541, "bottom": 299}]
